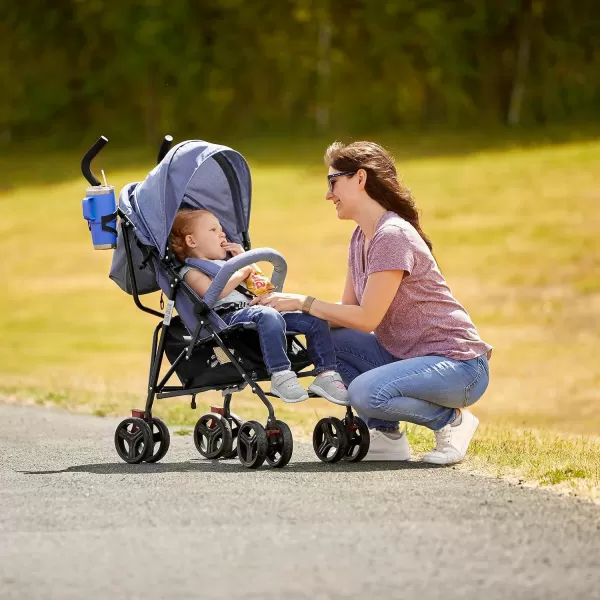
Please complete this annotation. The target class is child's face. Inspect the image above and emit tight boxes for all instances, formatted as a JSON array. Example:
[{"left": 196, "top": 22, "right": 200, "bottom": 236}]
[{"left": 185, "top": 212, "right": 227, "bottom": 260}]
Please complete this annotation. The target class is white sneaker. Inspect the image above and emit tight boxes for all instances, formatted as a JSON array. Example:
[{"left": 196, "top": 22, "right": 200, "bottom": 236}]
[
  {"left": 270, "top": 370, "right": 309, "bottom": 403},
  {"left": 363, "top": 429, "right": 411, "bottom": 462},
  {"left": 421, "top": 409, "right": 479, "bottom": 465}
]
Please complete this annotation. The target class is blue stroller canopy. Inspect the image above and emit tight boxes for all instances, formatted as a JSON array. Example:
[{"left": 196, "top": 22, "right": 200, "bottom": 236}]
[{"left": 132, "top": 140, "right": 252, "bottom": 255}]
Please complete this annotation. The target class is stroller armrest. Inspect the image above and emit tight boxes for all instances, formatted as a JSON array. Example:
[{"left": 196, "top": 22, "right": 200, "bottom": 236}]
[{"left": 203, "top": 247, "right": 287, "bottom": 308}]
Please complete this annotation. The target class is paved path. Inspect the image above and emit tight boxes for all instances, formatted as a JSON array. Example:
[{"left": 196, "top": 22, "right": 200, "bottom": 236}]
[{"left": 1, "top": 404, "right": 599, "bottom": 600}]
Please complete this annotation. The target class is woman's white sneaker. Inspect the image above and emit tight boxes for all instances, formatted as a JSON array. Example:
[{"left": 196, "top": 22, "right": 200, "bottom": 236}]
[
  {"left": 363, "top": 429, "right": 411, "bottom": 461},
  {"left": 421, "top": 409, "right": 479, "bottom": 465}
]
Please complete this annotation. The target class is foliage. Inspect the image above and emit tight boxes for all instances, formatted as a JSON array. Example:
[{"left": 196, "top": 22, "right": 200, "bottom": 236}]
[{"left": 2, "top": 0, "right": 599, "bottom": 143}]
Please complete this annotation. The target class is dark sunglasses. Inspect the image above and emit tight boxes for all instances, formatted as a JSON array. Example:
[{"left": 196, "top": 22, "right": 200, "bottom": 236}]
[{"left": 327, "top": 171, "right": 357, "bottom": 193}]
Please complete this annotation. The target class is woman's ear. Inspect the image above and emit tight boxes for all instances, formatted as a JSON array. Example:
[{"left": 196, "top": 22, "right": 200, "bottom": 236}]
[{"left": 357, "top": 168, "right": 367, "bottom": 189}]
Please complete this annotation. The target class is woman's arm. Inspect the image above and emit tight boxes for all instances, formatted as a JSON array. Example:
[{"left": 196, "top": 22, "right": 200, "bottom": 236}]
[
  {"left": 184, "top": 265, "right": 253, "bottom": 300},
  {"left": 325, "top": 264, "right": 359, "bottom": 328},
  {"left": 341, "top": 264, "right": 359, "bottom": 305},
  {"left": 251, "top": 269, "right": 404, "bottom": 333}
]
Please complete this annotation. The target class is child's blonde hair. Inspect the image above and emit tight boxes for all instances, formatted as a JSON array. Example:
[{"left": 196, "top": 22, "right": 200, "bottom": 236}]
[{"left": 169, "top": 208, "right": 213, "bottom": 262}]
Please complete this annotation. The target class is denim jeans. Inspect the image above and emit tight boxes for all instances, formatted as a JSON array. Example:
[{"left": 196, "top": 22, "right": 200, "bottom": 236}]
[
  {"left": 221, "top": 306, "right": 337, "bottom": 375},
  {"left": 331, "top": 328, "right": 490, "bottom": 431}
]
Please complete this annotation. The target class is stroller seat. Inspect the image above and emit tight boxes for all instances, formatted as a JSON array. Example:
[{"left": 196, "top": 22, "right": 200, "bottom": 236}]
[{"left": 163, "top": 315, "right": 312, "bottom": 391}]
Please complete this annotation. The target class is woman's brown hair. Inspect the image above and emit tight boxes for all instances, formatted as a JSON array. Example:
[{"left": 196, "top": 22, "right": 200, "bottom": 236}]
[{"left": 324, "top": 141, "right": 433, "bottom": 251}]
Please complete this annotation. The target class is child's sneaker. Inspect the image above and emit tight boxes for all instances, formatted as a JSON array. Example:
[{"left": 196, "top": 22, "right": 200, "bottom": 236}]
[
  {"left": 421, "top": 409, "right": 479, "bottom": 465},
  {"left": 308, "top": 371, "right": 349, "bottom": 406},
  {"left": 270, "top": 370, "right": 309, "bottom": 403}
]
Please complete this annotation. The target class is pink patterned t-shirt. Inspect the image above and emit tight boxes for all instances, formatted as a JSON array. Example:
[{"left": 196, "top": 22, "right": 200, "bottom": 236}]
[{"left": 349, "top": 211, "right": 492, "bottom": 361}]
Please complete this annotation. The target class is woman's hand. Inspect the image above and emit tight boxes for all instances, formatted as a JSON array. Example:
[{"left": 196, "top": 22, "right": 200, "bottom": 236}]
[
  {"left": 250, "top": 292, "right": 306, "bottom": 312},
  {"left": 222, "top": 242, "right": 245, "bottom": 256}
]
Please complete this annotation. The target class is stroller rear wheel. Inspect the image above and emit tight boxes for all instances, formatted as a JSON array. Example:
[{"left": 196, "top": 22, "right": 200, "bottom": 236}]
[
  {"left": 144, "top": 417, "right": 171, "bottom": 463},
  {"left": 312, "top": 417, "right": 349, "bottom": 463},
  {"left": 342, "top": 416, "right": 370, "bottom": 463},
  {"left": 237, "top": 421, "right": 268, "bottom": 469},
  {"left": 114, "top": 418, "right": 153, "bottom": 464},
  {"left": 221, "top": 413, "right": 243, "bottom": 459},
  {"left": 194, "top": 413, "right": 233, "bottom": 459},
  {"left": 265, "top": 420, "right": 293, "bottom": 468}
]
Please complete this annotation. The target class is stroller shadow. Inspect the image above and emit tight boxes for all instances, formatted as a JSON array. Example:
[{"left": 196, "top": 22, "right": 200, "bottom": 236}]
[{"left": 20, "top": 458, "right": 443, "bottom": 476}]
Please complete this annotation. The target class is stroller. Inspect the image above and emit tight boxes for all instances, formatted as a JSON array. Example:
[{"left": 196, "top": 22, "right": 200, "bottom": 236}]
[{"left": 80, "top": 135, "right": 370, "bottom": 469}]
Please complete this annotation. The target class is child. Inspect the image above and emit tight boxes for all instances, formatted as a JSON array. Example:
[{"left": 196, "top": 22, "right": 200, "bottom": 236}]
[{"left": 169, "top": 208, "right": 348, "bottom": 405}]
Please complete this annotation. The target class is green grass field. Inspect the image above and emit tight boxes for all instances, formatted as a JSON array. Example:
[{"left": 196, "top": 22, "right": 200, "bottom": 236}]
[{"left": 1, "top": 132, "right": 599, "bottom": 498}]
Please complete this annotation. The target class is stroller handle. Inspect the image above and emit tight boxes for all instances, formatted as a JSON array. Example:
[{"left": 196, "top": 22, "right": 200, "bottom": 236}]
[
  {"left": 202, "top": 248, "right": 287, "bottom": 308},
  {"left": 81, "top": 136, "right": 108, "bottom": 186},
  {"left": 157, "top": 135, "right": 173, "bottom": 164}
]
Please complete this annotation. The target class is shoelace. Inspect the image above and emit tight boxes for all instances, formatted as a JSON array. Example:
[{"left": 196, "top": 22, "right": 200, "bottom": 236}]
[{"left": 433, "top": 426, "right": 453, "bottom": 452}]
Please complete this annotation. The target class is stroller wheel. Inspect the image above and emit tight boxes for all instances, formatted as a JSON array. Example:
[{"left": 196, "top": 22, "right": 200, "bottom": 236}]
[
  {"left": 114, "top": 418, "right": 153, "bottom": 464},
  {"left": 144, "top": 417, "right": 171, "bottom": 463},
  {"left": 221, "top": 413, "right": 243, "bottom": 460},
  {"left": 194, "top": 413, "right": 233, "bottom": 459},
  {"left": 312, "top": 417, "right": 349, "bottom": 463},
  {"left": 236, "top": 421, "right": 268, "bottom": 469},
  {"left": 342, "top": 416, "right": 370, "bottom": 463},
  {"left": 265, "top": 420, "right": 293, "bottom": 468}
]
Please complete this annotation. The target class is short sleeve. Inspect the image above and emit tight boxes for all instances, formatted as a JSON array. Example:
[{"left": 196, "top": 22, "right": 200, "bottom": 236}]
[
  {"left": 348, "top": 226, "right": 360, "bottom": 266},
  {"left": 179, "top": 265, "right": 194, "bottom": 279},
  {"left": 366, "top": 225, "right": 415, "bottom": 277}
]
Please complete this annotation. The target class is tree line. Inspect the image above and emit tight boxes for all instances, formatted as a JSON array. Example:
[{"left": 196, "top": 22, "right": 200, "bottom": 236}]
[{"left": 2, "top": 0, "right": 599, "bottom": 144}]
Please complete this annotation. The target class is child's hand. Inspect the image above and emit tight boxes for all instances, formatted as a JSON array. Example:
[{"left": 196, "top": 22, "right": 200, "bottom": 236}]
[
  {"left": 236, "top": 265, "right": 254, "bottom": 279},
  {"left": 221, "top": 242, "right": 245, "bottom": 256}
]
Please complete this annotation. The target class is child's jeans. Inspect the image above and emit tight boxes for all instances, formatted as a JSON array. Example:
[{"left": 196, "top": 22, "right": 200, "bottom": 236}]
[{"left": 220, "top": 306, "right": 337, "bottom": 375}]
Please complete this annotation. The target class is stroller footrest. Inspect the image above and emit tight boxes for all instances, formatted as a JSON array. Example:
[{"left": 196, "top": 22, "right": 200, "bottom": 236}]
[{"left": 264, "top": 391, "right": 320, "bottom": 398}]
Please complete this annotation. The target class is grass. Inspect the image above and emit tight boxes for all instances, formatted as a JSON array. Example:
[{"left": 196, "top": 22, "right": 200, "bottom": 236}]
[{"left": 1, "top": 130, "right": 599, "bottom": 498}]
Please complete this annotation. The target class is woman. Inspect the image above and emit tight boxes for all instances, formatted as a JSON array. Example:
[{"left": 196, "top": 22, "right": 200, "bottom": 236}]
[{"left": 251, "top": 141, "right": 492, "bottom": 465}]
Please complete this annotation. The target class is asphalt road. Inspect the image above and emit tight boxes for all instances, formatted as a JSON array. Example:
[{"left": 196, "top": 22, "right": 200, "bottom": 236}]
[{"left": 1, "top": 403, "right": 599, "bottom": 600}]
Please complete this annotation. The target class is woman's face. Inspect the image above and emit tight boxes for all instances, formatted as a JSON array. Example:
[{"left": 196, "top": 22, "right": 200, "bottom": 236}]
[{"left": 325, "top": 168, "right": 360, "bottom": 220}]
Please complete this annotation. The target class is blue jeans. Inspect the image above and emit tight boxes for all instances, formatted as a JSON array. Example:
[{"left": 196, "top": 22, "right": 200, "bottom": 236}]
[
  {"left": 331, "top": 328, "right": 490, "bottom": 431},
  {"left": 221, "top": 306, "right": 337, "bottom": 375}
]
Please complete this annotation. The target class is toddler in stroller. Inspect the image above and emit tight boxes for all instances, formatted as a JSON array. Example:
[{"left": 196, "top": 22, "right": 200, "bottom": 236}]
[
  {"left": 80, "top": 135, "right": 371, "bottom": 470},
  {"left": 168, "top": 208, "right": 348, "bottom": 405}
]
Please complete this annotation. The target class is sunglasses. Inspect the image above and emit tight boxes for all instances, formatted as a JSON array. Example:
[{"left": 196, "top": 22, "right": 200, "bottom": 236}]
[{"left": 327, "top": 171, "right": 357, "bottom": 193}]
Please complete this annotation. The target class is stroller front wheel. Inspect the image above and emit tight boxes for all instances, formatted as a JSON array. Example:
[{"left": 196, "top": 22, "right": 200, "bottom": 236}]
[
  {"left": 342, "top": 416, "right": 370, "bottom": 463},
  {"left": 312, "top": 417, "right": 349, "bottom": 463},
  {"left": 265, "top": 420, "right": 293, "bottom": 468},
  {"left": 144, "top": 417, "right": 171, "bottom": 463},
  {"left": 221, "top": 413, "right": 244, "bottom": 460},
  {"left": 114, "top": 418, "right": 153, "bottom": 464},
  {"left": 194, "top": 413, "right": 233, "bottom": 459},
  {"left": 237, "top": 421, "right": 268, "bottom": 469}
]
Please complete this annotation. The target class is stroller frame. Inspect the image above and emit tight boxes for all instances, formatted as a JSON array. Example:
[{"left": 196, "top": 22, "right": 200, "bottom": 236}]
[
  {"left": 82, "top": 135, "right": 371, "bottom": 468},
  {"left": 120, "top": 210, "right": 317, "bottom": 425}
]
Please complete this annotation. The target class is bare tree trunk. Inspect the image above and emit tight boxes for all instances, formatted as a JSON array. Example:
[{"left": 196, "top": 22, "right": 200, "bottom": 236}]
[{"left": 508, "top": 0, "right": 533, "bottom": 126}]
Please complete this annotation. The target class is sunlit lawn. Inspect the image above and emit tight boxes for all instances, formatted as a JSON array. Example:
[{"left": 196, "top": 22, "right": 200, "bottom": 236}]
[{"left": 1, "top": 133, "right": 599, "bottom": 495}]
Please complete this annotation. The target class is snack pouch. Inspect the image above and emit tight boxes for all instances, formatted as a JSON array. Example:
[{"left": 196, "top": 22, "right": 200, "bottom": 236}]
[{"left": 245, "top": 266, "right": 275, "bottom": 296}]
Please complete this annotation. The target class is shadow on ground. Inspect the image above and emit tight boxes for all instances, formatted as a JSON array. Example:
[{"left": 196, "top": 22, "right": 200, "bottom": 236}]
[{"left": 20, "top": 459, "right": 443, "bottom": 476}]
